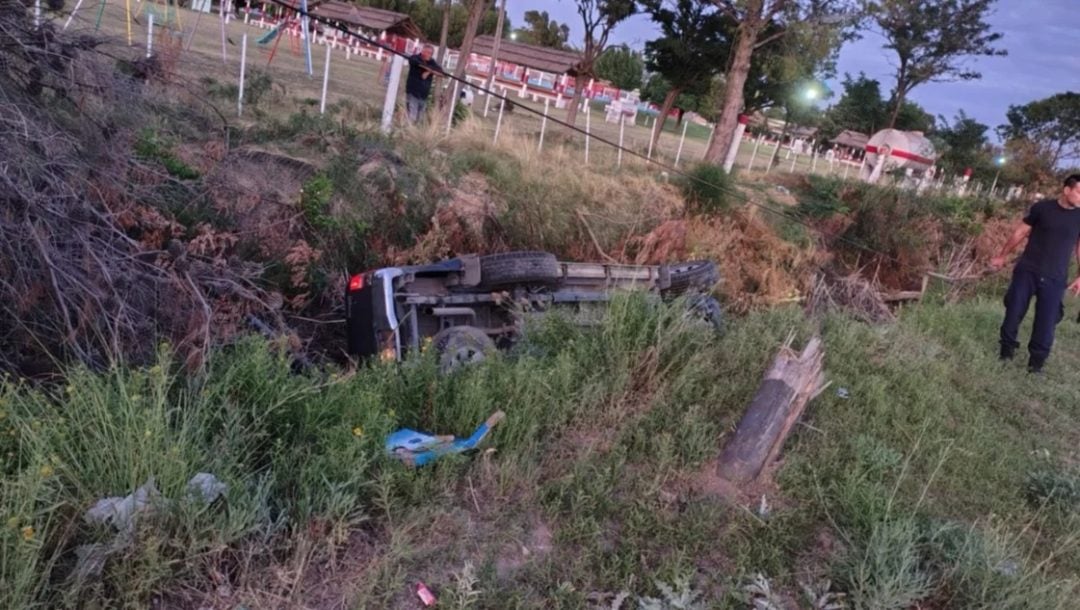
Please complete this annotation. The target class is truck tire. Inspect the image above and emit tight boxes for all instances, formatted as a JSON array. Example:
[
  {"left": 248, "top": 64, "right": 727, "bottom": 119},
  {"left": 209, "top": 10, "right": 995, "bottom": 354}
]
[
  {"left": 666, "top": 260, "right": 719, "bottom": 294},
  {"left": 480, "top": 251, "right": 560, "bottom": 287},
  {"left": 432, "top": 326, "right": 497, "bottom": 373}
]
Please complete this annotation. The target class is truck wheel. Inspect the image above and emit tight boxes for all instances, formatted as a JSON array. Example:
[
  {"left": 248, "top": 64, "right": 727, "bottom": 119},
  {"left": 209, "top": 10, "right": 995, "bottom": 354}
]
[
  {"left": 480, "top": 251, "right": 560, "bottom": 287},
  {"left": 667, "top": 260, "right": 719, "bottom": 294},
  {"left": 432, "top": 326, "right": 497, "bottom": 373},
  {"left": 686, "top": 295, "right": 724, "bottom": 334}
]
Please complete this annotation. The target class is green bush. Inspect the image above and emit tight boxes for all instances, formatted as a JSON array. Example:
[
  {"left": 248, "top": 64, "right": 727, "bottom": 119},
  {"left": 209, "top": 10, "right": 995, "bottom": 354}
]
[
  {"left": 133, "top": 128, "right": 200, "bottom": 180},
  {"left": 796, "top": 174, "right": 850, "bottom": 218},
  {"left": 679, "top": 163, "right": 732, "bottom": 215}
]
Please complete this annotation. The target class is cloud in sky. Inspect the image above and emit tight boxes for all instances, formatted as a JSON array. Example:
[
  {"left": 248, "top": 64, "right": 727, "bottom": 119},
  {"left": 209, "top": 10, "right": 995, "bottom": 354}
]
[{"left": 508, "top": 0, "right": 1076, "bottom": 135}]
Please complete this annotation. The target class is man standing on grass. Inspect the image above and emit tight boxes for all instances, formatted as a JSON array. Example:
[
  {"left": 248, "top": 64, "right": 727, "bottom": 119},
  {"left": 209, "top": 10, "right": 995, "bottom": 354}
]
[
  {"left": 991, "top": 174, "right": 1080, "bottom": 373},
  {"left": 404, "top": 45, "right": 442, "bottom": 125}
]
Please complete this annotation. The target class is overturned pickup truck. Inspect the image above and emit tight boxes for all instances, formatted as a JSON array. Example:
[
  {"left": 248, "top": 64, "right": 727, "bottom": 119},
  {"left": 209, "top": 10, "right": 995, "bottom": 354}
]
[{"left": 345, "top": 251, "right": 721, "bottom": 371}]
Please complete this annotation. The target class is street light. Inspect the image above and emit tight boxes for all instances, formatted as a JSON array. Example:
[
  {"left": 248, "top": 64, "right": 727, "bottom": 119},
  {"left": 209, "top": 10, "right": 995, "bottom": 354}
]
[{"left": 990, "top": 155, "right": 1006, "bottom": 194}]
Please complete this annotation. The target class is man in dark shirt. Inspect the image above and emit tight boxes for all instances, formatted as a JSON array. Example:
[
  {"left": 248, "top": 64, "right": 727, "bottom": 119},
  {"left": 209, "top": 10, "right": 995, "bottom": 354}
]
[
  {"left": 991, "top": 174, "right": 1080, "bottom": 373},
  {"left": 404, "top": 45, "right": 442, "bottom": 124}
]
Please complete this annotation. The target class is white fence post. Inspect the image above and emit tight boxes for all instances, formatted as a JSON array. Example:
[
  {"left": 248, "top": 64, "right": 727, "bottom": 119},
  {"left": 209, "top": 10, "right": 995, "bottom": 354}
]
[
  {"left": 219, "top": 0, "right": 228, "bottom": 64},
  {"left": 64, "top": 0, "right": 86, "bottom": 30},
  {"left": 446, "top": 80, "right": 460, "bottom": 136},
  {"left": 647, "top": 117, "right": 656, "bottom": 160},
  {"left": 617, "top": 115, "right": 625, "bottom": 168},
  {"left": 537, "top": 97, "right": 549, "bottom": 153},
  {"left": 380, "top": 54, "right": 404, "bottom": 134},
  {"left": 493, "top": 95, "right": 506, "bottom": 144},
  {"left": 146, "top": 13, "right": 154, "bottom": 57},
  {"left": 674, "top": 120, "right": 689, "bottom": 167},
  {"left": 748, "top": 134, "right": 761, "bottom": 171},
  {"left": 584, "top": 103, "right": 591, "bottom": 165},
  {"left": 319, "top": 43, "right": 331, "bottom": 114},
  {"left": 238, "top": 33, "right": 248, "bottom": 116}
]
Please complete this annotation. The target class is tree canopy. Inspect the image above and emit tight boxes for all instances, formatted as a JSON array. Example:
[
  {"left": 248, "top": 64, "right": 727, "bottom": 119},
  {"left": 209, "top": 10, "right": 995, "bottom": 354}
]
[
  {"left": 357, "top": 0, "right": 509, "bottom": 48},
  {"left": 1000, "top": 92, "right": 1080, "bottom": 168},
  {"left": 594, "top": 45, "right": 644, "bottom": 91},
  {"left": 512, "top": 10, "right": 571, "bottom": 49},
  {"left": 864, "top": 0, "right": 1006, "bottom": 127}
]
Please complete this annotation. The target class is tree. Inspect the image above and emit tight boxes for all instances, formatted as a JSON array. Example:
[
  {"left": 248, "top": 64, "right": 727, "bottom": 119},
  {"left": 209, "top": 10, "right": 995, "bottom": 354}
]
[
  {"left": 594, "top": 45, "right": 644, "bottom": 91},
  {"left": 934, "top": 110, "right": 991, "bottom": 176},
  {"left": 819, "top": 73, "right": 887, "bottom": 139},
  {"left": 513, "top": 10, "right": 571, "bottom": 49},
  {"left": 1000, "top": 92, "right": 1080, "bottom": 168},
  {"left": 865, "top": 0, "right": 1006, "bottom": 128},
  {"left": 362, "top": 0, "right": 509, "bottom": 49},
  {"left": 891, "top": 100, "right": 933, "bottom": 133},
  {"left": 566, "top": 0, "right": 637, "bottom": 127},
  {"left": 641, "top": 0, "right": 730, "bottom": 154},
  {"left": 702, "top": 0, "right": 858, "bottom": 165},
  {"left": 440, "top": 0, "right": 493, "bottom": 115}
]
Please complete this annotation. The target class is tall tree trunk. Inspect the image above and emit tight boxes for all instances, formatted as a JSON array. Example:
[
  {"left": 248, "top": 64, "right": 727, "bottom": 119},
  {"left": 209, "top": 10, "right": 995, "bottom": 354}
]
[
  {"left": 767, "top": 106, "right": 793, "bottom": 170},
  {"left": 437, "top": 0, "right": 451, "bottom": 66},
  {"left": 442, "top": 0, "right": 490, "bottom": 117},
  {"left": 887, "top": 90, "right": 905, "bottom": 129},
  {"left": 566, "top": 72, "right": 586, "bottom": 127},
  {"left": 650, "top": 87, "right": 681, "bottom": 156},
  {"left": 704, "top": 4, "right": 763, "bottom": 164}
]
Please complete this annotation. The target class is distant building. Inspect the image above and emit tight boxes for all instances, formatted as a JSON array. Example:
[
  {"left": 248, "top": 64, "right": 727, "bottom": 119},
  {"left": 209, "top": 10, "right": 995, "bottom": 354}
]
[{"left": 446, "top": 36, "right": 587, "bottom": 107}]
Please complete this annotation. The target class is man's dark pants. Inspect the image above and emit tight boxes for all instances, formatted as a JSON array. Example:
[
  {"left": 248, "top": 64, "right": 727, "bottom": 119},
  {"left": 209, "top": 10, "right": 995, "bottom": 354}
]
[{"left": 1000, "top": 267, "right": 1066, "bottom": 366}]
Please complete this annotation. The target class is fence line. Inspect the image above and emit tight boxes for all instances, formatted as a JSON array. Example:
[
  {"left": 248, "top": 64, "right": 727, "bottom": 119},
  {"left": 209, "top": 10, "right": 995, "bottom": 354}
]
[{"left": 58, "top": 1, "right": 1022, "bottom": 204}]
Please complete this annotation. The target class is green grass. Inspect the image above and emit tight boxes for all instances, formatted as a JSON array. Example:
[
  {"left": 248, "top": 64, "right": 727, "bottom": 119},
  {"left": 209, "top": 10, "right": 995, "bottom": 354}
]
[{"left": 4, "top": 293, "right": 1080, "bottom": 607}]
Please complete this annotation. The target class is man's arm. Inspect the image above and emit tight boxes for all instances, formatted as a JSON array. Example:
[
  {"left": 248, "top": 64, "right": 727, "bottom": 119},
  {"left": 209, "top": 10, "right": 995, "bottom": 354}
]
[
  {"left": 1071, "top": 240, "right": 1080, "bottom": 296},
  {"left": 990, "top": 223, "right": 1032, "bottom": 270},
  {"left": 420, "top": 60, "right": 444, "bottom": 80}
]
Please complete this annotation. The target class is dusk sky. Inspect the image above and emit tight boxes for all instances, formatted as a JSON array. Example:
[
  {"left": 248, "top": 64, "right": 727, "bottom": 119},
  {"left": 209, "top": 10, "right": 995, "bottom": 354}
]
[{"left": 508, "top": 0, "right": 1077, "bottom": 139}]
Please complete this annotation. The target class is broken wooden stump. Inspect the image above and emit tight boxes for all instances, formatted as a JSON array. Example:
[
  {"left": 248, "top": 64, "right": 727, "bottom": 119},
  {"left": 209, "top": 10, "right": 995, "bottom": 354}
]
[{"left": 717, "top": 334, "right": 826, "bottom": 485}]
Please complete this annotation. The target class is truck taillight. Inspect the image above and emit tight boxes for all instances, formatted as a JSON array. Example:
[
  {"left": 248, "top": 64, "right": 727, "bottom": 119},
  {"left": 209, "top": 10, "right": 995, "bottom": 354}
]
[{"left": 348, "top": 274, "right": 365, "bottom": 292}]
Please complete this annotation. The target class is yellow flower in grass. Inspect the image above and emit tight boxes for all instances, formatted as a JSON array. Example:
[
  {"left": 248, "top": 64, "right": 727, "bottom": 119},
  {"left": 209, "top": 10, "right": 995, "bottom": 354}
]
[
  {"left": 352, "top": 426, "right": 364, "bottom": 438},
  {"left": 39, "top": 464, "right": 54, "bottom": 478},
  {"left": 21, "top": 526, "right": 33, "bottom": 541}
]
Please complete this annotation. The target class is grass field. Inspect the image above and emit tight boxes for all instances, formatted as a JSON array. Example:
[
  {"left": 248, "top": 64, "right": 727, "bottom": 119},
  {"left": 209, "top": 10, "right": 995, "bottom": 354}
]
[
  {"left": 5, "top": 291, "right": 1080, "bottom": 608},
  {"left": 62, "top": 2, "right": 853, "bottom": 177}
]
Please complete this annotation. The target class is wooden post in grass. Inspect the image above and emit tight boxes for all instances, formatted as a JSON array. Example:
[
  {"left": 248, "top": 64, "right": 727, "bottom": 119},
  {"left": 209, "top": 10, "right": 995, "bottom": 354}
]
[
  {"left": 537, "top": 97, "right": 549, "bottom": 153},
  {"left": 238, "top": 33, "right": 248, "bottom": 116},
  {"left": 717, "top": 335, "right": 826, "bottom": 484}
]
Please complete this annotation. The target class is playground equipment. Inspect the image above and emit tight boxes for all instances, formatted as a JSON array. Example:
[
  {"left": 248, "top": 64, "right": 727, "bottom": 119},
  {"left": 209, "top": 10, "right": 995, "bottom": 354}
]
[{"left": 859, "top": 128, "right": 937, "bottom": 184}]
